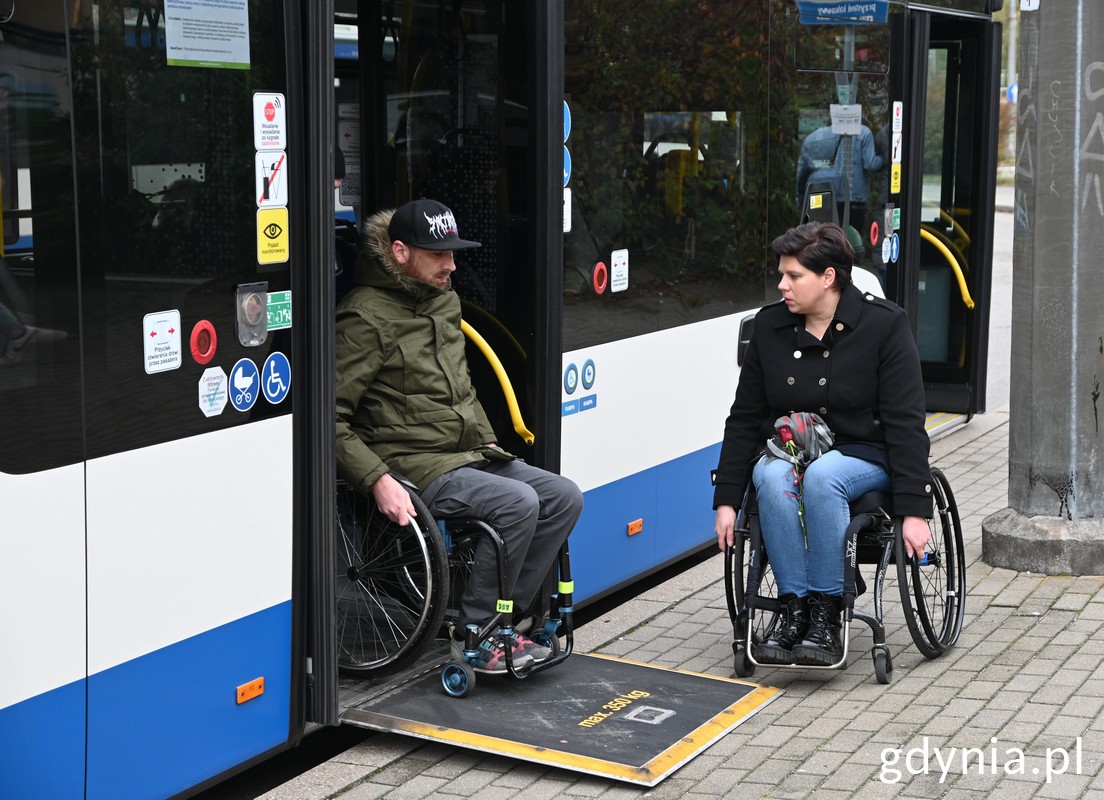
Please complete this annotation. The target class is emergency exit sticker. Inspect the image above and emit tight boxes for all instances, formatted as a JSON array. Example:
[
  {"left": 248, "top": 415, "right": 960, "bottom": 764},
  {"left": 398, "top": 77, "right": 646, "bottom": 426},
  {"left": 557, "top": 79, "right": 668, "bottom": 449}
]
[
  {"left": 257, "top": 207, "right": 290, "bottom": 265},
  {"left": 891, "top": 163, "right": 902, "bottom": 195}
]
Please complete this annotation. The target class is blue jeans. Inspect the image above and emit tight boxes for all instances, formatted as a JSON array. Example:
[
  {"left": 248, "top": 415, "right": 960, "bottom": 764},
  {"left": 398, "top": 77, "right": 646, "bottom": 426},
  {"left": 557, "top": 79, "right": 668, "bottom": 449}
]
[{"left": 752, "top": 450, "right": 890, "bottom": 597}]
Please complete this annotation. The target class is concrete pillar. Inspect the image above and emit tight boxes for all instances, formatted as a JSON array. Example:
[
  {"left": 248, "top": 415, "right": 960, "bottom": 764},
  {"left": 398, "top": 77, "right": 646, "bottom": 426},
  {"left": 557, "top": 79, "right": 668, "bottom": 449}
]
[{"left": 983, "top": 1, "right": 1104, "bottom": 575}]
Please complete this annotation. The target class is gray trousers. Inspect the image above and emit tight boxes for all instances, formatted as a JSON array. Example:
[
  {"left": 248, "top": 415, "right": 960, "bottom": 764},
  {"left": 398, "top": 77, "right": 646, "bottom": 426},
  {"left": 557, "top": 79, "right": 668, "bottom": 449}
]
[{"left": 420, "top": 459, "right": 583, "bottom": 631}]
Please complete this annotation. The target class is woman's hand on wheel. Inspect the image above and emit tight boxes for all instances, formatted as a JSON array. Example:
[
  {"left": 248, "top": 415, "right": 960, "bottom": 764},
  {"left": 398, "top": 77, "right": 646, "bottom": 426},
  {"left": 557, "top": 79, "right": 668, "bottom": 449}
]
[
  {"left": 371, "top": 472, "right": 418, "bottom": 526},
  {"left": 715, "top": 505, "right": 737, "bottom": 551},
  {"left": 902, "top": 515, "right": 930, "bottom": 559}
]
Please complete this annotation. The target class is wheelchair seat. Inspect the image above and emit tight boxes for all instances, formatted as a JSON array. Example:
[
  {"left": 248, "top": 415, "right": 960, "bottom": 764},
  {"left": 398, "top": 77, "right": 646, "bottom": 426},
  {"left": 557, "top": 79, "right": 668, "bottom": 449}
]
[{"left": 724, "top": 466, "right": 965, "bottom": 684}]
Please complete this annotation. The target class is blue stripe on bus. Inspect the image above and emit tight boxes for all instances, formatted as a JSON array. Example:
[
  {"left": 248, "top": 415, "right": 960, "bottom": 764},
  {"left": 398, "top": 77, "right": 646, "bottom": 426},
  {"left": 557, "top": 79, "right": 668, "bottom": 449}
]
[
  {"left": 86, "top": 600, "right": 293, "bottom": 800},
  {"left": 0, "top": 679, "right": 86, "bottom": 800},
  {"left": 572, "top": 443, "right": 720, "bottom": 603}
]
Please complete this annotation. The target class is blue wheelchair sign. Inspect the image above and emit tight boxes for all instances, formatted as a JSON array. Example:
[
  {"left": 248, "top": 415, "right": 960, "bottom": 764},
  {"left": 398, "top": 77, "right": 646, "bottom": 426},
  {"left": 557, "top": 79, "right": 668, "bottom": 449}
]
[
  {"left": 263, "top": 351, "right": 292, "bottom": 404},
  {"left": 229, "top": 358, "right": 260, "bottom": 412}
]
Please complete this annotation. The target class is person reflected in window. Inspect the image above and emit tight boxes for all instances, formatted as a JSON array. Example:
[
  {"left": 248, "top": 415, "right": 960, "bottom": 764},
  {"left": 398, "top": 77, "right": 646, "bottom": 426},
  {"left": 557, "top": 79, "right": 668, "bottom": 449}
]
[
  {"left": 796, "top": 121, "right": 884, "bottom": 233},
  {"left": 335, "top": 199, "right": 583, "bottom": 674},
  {"left": 0, "top": 302, "right": 65, "bottom": 365},
  {"left": 712, "top": 223, "right": 931, "bottom": 667}
]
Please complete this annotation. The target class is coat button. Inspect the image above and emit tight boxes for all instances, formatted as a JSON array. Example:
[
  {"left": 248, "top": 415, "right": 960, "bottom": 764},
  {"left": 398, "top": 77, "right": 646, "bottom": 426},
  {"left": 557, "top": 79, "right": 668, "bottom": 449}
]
[
  {"left": 865, "top": 294, "right": 874, "bottom": 301},
  {"left": 819, "top": 378, "right": 826, "bottom": 386},
  {"left": 819, "top": 406, "right": 827, "bottom": 414},
  {"left": 925, "top": 484, "right": 932, "bottom": 493},
  {"left": 787, "top": 377, "right": 795, "bottom": 385},
  {"left": 794, "top": 350, "right": 802, "bottom": 359},
  {"left": 822, "top": 350, "right": 829, "bottom": 358},
  {"left": 835, "top": 322, "right": 844, "bottom": 331}
]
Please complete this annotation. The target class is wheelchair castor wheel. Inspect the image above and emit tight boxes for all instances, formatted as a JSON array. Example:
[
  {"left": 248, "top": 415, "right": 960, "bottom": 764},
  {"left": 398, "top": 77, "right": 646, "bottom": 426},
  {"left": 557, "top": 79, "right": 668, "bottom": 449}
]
[
  {"left": 873, "top": 647, "right": 893, "bottom": 684},
  {"left": 441, "top": 660, "right": 476, "bottom": 697},
  {"left": 732, "top": 641, "right": 756, "bottom": 678}
]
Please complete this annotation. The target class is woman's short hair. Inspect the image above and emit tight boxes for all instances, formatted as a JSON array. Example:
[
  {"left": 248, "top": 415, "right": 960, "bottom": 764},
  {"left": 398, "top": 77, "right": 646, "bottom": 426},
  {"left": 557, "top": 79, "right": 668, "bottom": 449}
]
[{"left": 770, "top": 222, "right": 854, "bottom": 290}]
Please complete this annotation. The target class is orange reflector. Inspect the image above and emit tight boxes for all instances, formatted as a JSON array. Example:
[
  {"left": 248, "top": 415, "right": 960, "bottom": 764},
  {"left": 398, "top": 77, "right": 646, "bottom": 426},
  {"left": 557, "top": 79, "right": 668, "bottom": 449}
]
[
  {"left": 627, "top": 519, "right": 644, "bottom": 536},
  {"left": 237, "top": 677, "right": 265, "bottom": 705}
]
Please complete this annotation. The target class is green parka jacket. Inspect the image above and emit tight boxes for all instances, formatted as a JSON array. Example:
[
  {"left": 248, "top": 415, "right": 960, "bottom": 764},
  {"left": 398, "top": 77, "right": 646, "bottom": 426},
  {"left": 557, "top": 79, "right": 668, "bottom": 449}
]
[{"left": 335, "top": 208, "right": 512, "bottom": 495}]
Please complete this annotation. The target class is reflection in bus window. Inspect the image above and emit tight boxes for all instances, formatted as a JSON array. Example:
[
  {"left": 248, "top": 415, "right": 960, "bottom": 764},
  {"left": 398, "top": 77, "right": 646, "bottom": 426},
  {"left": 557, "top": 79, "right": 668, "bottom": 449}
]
[
  {"left": 563, "top": 1, "right": 773, "bottom": 351},
  {"left": 0, "top": 3, "right": 81, "bottom": 473}
]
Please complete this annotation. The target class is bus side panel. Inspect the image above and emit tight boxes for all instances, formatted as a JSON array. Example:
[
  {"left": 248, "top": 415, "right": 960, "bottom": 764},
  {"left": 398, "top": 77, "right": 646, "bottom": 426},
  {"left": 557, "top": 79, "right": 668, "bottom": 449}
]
[
  {"left": 572, "top": 474, "right": 658, "bottom": 602},
  {"left": 0, "top": 681, "right": 86, "bottom": 799},
  {"left": 84, "top": 418, "right": 294, "bottom": 797},
  {"left": 86, "top": 603, "right": 292, "bottom": 800},
  {"left": 561, "top": 316, "right": 745, "bottom": 599},
  {"left": 652, "top": 444, "right": 721, "bottom": 567},
  {"left": 0, "top": 467, "right": 86, "bottom": 799}
]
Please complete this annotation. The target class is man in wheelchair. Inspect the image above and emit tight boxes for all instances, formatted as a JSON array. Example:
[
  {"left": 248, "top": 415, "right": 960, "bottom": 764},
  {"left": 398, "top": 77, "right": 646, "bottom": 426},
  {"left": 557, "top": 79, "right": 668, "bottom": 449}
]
[
  {"left": 713, "top": 222, "right": 933, "bottom": 668},
  {"left": 336, "top": 198, "right": 583, "bottom": 674}
]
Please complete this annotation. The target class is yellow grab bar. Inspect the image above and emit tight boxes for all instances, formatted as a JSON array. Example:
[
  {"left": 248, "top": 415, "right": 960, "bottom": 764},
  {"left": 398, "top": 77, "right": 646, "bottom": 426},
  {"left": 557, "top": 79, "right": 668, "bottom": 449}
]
[
  {"left": 918, "top": 227, "right": 975, "bottom": 310},
  {"left": 460, "top": 319, "right": 536, "bottom": 445}
]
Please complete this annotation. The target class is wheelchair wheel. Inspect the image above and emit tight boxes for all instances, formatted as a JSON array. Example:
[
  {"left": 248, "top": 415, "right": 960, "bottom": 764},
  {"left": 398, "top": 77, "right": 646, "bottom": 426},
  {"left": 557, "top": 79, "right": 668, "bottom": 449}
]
[
  {"left": 335, "top": 482, "right": 449, "bottom": 675},
  {"left": 727, "top": 517, "right": 780, "bottom": 674},
  {"left": 895, "top": 467, "right": 966, "bottom": 659}
]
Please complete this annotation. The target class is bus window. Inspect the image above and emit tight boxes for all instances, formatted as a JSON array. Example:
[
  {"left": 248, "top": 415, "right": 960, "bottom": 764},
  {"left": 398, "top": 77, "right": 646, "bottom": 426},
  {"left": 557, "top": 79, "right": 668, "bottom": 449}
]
[
  {"left": 563, "top": 2, "right": 772, "bottom": 351},
  {"left": 0, "top": 2, "right": 82, "bottom": 474}
]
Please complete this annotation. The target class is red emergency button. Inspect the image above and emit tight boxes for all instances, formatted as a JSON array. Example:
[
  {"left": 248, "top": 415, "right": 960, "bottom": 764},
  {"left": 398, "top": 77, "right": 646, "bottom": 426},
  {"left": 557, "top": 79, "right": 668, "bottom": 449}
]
[
  {"left": 190, "top": 320, "right": 218, "bottom": 365},
  {"left": 593, "top": 261, "right": 608, "bottom": 295}
]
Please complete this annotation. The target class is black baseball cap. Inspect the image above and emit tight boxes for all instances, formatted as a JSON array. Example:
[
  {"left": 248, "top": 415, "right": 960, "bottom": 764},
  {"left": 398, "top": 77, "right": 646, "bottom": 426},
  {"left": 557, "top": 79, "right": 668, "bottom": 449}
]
[{"left": 388, "top": 199, "right": 481, "bottom": 251}]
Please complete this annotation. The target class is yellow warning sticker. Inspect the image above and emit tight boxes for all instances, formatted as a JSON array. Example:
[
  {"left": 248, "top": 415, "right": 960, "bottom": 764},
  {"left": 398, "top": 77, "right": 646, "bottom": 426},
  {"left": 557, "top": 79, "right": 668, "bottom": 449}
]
[
  {"left": 257, "top": 207, "right": 289, "bottom": 265},
  {"left": 890, "top": 163, "right": 902, "bottom": 195},
  {"left": 810, "top": 194, "right": 823, "bottom": 210}
]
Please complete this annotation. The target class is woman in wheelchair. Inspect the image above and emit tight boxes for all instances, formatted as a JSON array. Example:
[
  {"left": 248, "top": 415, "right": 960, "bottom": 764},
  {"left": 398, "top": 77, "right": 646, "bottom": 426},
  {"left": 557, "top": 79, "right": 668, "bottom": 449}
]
[{"left": 713, "top": 222, "right": 933, "bottom": 668}]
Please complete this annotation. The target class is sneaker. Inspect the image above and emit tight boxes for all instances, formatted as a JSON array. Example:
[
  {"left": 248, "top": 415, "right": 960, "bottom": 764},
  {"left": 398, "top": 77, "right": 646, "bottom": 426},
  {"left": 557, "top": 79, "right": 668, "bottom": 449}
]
[
  {"left": 451, "top": 633, "right": 535, "bottom": 673},
  {"left": 512, "top": 632, "right": 553, "bottom": 663}
]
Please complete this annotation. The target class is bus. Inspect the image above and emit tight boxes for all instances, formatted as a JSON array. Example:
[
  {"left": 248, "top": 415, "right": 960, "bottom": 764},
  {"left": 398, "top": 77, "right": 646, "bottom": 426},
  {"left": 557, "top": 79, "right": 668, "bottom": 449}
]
[{"left": 0, "top": 1, "right": 1000, "bottom": 797}]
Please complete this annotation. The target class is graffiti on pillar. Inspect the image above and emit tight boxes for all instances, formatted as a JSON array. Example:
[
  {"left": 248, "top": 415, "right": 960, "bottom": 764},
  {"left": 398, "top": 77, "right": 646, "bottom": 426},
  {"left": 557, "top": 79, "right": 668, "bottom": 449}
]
[
  {"left": 1094, "top": 373, "right": 1101, "bottom": 435},
  {"left": 1081, "top": 63, "right": 1104, "bottom": 217},
  {"left": 1047, "top": 81, "right": 1064, "bottom": 198},
  {"left": 1015, "top": 24, "right": 1037, "bottom": 232},
  {"left": 1027, "top": 466, "right": 1075, "bottom": 520}
]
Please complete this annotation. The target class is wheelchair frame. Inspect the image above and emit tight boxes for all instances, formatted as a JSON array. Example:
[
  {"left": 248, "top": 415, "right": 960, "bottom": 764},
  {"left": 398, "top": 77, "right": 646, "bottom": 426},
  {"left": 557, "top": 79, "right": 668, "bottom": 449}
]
[
  {"left": 723, "top": 466, "right": 965, "bottom": 684},
  {"left": 335, "top": 478, "right": 574, "bottom": 697}
]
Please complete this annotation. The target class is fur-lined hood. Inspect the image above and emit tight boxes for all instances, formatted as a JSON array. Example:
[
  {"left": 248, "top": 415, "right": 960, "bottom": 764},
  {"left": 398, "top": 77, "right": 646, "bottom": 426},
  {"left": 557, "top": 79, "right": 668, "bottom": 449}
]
[{"left": 355, "top": 207, "right": 450, "bottom": 294}]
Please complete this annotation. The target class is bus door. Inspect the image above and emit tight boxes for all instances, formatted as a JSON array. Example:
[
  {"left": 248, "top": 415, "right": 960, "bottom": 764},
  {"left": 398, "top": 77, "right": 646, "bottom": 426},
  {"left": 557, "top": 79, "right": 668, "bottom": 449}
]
[
  {"left": 784, "top": 3, "right": 999, "bottom": 426},
  {"left": 0, "top": 5, "right": 86, "bottom": 797},
  {"left": 1, "top": 3, "right": 326, "bottom": 797},
  {"left": 900, "top": 10, "right": 1000, "bottom": 421},
  {"left": 338, "top": 0, "right": 557, "bottom": 463}
]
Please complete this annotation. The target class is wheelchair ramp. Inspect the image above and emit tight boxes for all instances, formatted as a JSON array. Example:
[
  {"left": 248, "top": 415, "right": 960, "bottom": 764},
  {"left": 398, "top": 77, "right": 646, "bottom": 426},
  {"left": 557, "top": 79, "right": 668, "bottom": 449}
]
[{"left": 340, "top": 653, "right": 781, "bottom": 786}]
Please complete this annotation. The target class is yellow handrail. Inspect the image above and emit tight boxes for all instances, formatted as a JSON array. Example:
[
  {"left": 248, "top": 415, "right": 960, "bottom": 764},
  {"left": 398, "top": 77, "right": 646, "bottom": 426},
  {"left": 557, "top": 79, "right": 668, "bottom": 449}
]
[
  {"left": 918, "top": 227, "right": 975, "bottom": 310},
  {"left": 460, "top": 319, "right": 536, "bottom": 445}
]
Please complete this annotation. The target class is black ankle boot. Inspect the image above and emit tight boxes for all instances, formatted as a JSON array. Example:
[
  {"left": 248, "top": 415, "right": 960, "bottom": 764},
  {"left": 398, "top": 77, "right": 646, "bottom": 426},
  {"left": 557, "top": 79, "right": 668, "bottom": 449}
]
[
  {"left": 755, "top": 594, "right": 809, "bottom": 665},
  {"left": 792, "top": 592, "right": 843, "bottom": 666}
]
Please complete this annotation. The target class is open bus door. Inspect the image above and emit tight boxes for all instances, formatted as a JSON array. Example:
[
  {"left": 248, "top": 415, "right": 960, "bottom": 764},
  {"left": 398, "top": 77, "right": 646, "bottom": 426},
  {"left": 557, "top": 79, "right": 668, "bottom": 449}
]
[
  {"left": 785, "top": 3, "right": 999, "bottom": 434},
  {"left": 898, "top": 11, "right": 1001, "bottom": 428}
]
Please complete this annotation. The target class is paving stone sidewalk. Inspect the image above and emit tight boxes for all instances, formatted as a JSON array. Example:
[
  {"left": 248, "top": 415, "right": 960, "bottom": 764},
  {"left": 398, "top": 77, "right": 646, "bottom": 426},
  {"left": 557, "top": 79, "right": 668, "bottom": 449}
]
[{"left": 267, "top": 408, "right": 1104, "bottom": 800}]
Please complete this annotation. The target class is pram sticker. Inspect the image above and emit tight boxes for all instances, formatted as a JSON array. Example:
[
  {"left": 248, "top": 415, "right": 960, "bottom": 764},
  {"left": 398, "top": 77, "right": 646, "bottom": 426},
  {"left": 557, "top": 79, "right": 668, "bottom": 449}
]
[
  {"left": 262, "top": 351, "right": 291, "bottom": 404},
  {"left": 229, "top": 358, "right": 260, "bottom": 412}
]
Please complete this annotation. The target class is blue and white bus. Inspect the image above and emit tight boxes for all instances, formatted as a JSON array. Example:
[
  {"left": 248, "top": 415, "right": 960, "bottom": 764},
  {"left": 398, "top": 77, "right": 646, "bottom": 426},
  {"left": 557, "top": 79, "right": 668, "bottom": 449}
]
[{"left": 1, "top": 0, "right": 999, "bottom": 797}]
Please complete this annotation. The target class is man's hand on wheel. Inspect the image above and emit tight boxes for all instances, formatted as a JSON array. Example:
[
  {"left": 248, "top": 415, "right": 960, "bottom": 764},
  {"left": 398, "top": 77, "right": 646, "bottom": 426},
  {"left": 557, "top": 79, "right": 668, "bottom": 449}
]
[{"left": 371, "top": 472, "right": 418, "bottom": 526}]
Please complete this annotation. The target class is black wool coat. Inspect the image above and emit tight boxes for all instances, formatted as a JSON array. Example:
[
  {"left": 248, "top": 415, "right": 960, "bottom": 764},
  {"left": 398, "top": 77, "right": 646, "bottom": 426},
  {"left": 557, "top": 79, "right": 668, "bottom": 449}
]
[{"left": 712, "top": 284, "right": 934, "bottom": 519}]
